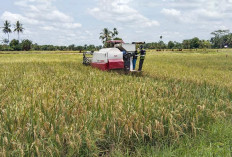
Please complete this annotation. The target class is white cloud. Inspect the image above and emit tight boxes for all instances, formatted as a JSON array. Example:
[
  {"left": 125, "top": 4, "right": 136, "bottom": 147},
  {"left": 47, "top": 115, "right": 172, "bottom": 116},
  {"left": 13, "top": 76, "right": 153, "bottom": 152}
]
[
  {"left": 40, "top": 26, "right": 57, "bottom": 31},
  {"left": 61, "top": 23, "right": 82, "bottom": 29},
  {"left": 14, "top": 0, "right": 78, "bottom": 24},
  {"left": 195, "top": 9, "right": 222, "bottom": 19},
  {"left": 89, "top": 0, "right": 159, "bottom": 28},
  {"left": 163, "top": 0, "right": 232, "bottom": 20},
  {"left": 1, "top": 11, "right": 39, "bottom": 25},
  {"left": 160, "top": 0, "right": 232, "bottom": 26},
  {"left": 161, "top": 8, "right": 181, "bottom": 16},
  {"left": 2, "top": 0, "right": 232, "bottom": 45},
  {"left": 1, "top": 0, "right": 82, "bottom": 45}
]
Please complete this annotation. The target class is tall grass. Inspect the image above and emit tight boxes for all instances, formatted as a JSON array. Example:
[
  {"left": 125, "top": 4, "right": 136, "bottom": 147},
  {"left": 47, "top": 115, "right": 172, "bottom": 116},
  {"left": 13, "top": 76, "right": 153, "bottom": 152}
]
[{"left": 0, "top": 51, "right": 231, "bottom": 156}]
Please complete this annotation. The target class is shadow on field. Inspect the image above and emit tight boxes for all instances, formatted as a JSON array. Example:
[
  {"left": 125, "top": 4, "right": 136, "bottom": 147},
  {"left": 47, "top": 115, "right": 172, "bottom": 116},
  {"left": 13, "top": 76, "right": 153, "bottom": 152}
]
[{"left": 108, "top": 69, "right": 146, "bottom": 77}]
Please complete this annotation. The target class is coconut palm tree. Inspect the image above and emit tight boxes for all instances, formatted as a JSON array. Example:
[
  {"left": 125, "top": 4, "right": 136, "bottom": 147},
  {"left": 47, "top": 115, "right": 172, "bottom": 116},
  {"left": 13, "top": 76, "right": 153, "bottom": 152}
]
[
  {"left": 14, "top": 21, "right": 24, "bottom": 41},
  {"left": 99, "top": 28, "right": 112, "bottom": 45},
  {"left": 2, "top": 20, "right": 12, "bottom": 44},
  {"left": 112, "top": 28, "right": 118, "bottom": 38}
]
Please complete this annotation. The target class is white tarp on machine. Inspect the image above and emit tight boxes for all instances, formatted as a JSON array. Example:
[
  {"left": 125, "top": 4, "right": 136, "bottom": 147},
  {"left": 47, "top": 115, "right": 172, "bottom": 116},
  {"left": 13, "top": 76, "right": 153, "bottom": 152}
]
[{"left": 92, "top": 48, "right": 123, "bottom": 63}]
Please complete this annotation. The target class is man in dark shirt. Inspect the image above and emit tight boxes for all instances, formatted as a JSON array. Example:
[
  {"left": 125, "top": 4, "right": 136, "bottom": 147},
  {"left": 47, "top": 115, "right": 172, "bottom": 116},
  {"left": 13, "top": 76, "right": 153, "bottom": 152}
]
[{"left": 138, "top": 45, "right": 146, "bottom": 71}]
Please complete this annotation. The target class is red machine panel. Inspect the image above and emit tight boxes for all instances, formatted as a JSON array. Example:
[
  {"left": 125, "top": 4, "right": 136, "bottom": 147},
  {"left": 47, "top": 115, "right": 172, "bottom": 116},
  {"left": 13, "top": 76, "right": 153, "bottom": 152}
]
[
  {"left": 108, "top": 59, "right": 124, "bottom": 70},
  {"left": 91, "top": 63, "right": 108, "bottom": 71}
]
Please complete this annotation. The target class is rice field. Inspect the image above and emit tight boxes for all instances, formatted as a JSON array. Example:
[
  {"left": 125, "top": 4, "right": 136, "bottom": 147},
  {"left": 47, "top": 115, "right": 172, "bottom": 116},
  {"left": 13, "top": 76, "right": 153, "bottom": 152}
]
[{"left": 0, "top": 50, "right": 232, "bottom": 156}]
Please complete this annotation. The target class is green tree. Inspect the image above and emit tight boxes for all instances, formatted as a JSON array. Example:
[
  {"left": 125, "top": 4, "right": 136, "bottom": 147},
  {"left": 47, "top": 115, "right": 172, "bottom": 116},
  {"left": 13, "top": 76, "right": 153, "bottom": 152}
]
[
  {"left": 87, "top": 45, "right": 96, "bottom": 51},
  {"left": 174, "top": 41, "right": 182, "bottom": 49},
  {"left": 76, "top": 46, "right": 84, "bottom": 53},
  {"left": 113, "top": 37, "right": 122, "bottom": 40},
  {"left": 2, "top": 20, "right": 12, "bottom": 44},
  {"left": 112, "top": 28, "right": 118, "bottom": 38},
  {"left": 14, "top": 21, "right": 24, "bottom": 41},
  {"left": 10, "top": 39, "right": 21, "bottom": 51},
  {"left": 159, "top": 35, "right": 164, "bottom": 49},
  {"left": 96, "top": 45, "right": 102, "bottom": 50},
  {"left": 158, "top": 41, "right": 166, "bottom": 49},
  {"left": 32, "top": 43, "right": 40, "bottom": 51},
  {"left": 168, "top": 41, "right": 175, "bottom": 49},
  {"left": 99, "top": 28, "right": 112, "bottom": 47},
  {"left": 210, "top": 30, "right": 230, "bottom": 48},
  {"left": 84, "top": 44, "right": 87, "bottom": 50},
  {"left": 225, "top": 34, "right": 232, "bottom": 48},
  {"left": 68, "top": 44, "right": 75, "bottom": 51},
  {"left": 190, "top": 37, "right": 200, "bottom": 49},
  {"left": 199, "top": 40, "right": 211, "bottom": 49},
  {"left": 182, "top": 40, "right": 190, "bottom": 49},
  {"left": 21, "top": 39, "right": 32, "bottom": 51}
]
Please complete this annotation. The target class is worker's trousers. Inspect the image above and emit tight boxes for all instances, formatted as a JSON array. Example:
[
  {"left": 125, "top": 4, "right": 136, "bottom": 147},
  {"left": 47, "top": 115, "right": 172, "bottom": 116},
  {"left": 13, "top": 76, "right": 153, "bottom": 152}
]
[
  {"left": 138, "top": 59, "right": 144, "bottom": 71},
  {"left": 133, "top": 59, "right": 137, "bottom": 70}
]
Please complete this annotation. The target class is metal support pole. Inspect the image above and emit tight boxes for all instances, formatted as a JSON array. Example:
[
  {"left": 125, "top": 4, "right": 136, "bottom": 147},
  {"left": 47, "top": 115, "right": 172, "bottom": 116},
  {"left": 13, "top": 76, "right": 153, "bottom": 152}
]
[{"left": 130, "top": 56, "right": 133, "bottom": 71}]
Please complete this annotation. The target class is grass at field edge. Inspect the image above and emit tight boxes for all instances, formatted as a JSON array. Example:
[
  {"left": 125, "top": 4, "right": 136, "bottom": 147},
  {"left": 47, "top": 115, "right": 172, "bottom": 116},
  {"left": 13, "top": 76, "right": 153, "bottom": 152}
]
[{"left": 110, "top": 120, "right": 232, "bottom": 156}]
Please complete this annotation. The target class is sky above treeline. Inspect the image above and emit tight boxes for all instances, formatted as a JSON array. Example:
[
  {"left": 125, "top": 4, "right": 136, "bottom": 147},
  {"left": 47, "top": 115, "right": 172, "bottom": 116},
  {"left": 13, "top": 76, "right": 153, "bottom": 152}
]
[{"left": 0, "top": 0, "right": 231, "bottom": 46}]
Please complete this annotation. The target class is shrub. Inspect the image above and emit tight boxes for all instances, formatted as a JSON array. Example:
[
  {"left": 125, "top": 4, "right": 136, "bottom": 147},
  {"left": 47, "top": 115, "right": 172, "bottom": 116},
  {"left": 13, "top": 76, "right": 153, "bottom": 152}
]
[
  {"left": 21, "top": 39, "right": 32, "bottom": 51},
  {"left": 10, "top": 39, "right": 21, "bottom": 51}
]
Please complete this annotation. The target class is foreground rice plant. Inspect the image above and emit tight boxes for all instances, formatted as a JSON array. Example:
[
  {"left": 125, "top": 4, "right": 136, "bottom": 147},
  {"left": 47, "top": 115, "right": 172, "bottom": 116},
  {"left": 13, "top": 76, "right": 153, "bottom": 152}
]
[{"left": 0, "top": 51, "right": 231, "bottom": 156}]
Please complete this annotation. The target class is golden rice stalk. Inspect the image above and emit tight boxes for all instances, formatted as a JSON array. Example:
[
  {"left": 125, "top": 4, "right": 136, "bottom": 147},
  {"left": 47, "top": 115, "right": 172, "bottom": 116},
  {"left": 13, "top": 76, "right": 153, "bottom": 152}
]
[
  {"left": 56, "top": 134, "right": 61, "bottom": 146},
  {"left": 35, "top": 146, "right": 40, "bottom": 157},
  {"left": 147, "top": 124, "right": 152, "bottom": 139},
  {"left": 191, "top": 122, "right": 197, "bottom": 137}
]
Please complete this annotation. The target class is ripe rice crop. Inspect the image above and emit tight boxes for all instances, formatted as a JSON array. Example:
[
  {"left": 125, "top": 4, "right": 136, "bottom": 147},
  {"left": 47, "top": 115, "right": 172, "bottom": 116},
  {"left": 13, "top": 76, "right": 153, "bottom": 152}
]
[{"left": 0, "top": 51, "right": 232, "bottom": 156}]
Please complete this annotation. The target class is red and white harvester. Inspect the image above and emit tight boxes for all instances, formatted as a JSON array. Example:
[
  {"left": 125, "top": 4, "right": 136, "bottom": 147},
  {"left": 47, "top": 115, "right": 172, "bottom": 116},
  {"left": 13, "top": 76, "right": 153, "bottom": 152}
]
[{"left": 83, "top": 40, "right": 144, "bottom": 72}]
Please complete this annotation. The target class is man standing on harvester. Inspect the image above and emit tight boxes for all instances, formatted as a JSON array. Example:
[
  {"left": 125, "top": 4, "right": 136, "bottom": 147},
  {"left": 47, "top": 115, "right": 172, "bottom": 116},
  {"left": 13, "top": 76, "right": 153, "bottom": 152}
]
[
  {"left": 133, "top": 48, "right": 139, "bottom": 70},
  {"left": 138, "top": 45, "right": 146, "bottom": 71}
]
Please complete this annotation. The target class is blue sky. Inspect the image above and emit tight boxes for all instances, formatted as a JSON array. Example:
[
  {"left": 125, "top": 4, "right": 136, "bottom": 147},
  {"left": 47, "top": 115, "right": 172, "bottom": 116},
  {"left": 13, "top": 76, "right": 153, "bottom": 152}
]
[{"left": 1, "top": 0, "right": 231, "bottom": 46}]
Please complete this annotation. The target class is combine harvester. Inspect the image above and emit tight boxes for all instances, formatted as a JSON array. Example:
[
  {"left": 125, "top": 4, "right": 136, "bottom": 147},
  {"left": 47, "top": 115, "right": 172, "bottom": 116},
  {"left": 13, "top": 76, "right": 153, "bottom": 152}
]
[{"left": 83, "top": 40, "right": 145, "bottom": 72}]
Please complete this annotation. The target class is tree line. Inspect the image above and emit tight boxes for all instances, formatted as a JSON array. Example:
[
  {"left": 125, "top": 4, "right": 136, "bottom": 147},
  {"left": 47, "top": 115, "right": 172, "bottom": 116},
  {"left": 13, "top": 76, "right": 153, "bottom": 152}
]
[
  {"left": 143, "top": 30, "right": 232, "bottom": 50},
  {"left": 0, "top": 20, "right": 103, "bottom": 51},
  {"left": 144, "top": 37, "right": 212, "bottom": 50},
  {"left": 32, "top": 44, "right": 102, "bottom": 51},
  {"left": 0, "top": 42, "right": 103, "bottom": 51},
  {"left": 98, "top": 28, "right": 232, "bottom": 50},
  {"left": 0, "top": 20, "right": 33, "bottom": 51},
  {"left": 1, "top": 20, "right": 232, "bottom": 51}
]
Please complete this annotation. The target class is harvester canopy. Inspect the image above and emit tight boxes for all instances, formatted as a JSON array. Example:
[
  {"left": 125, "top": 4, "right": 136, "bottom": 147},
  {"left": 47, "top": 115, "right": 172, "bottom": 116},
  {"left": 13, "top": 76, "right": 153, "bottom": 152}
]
[
  {"left": 106, "top": 40, "right": 124, "bottom": 44},
  {"left": 91, "top": 48, "right": 124, "bottom": 71}
]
